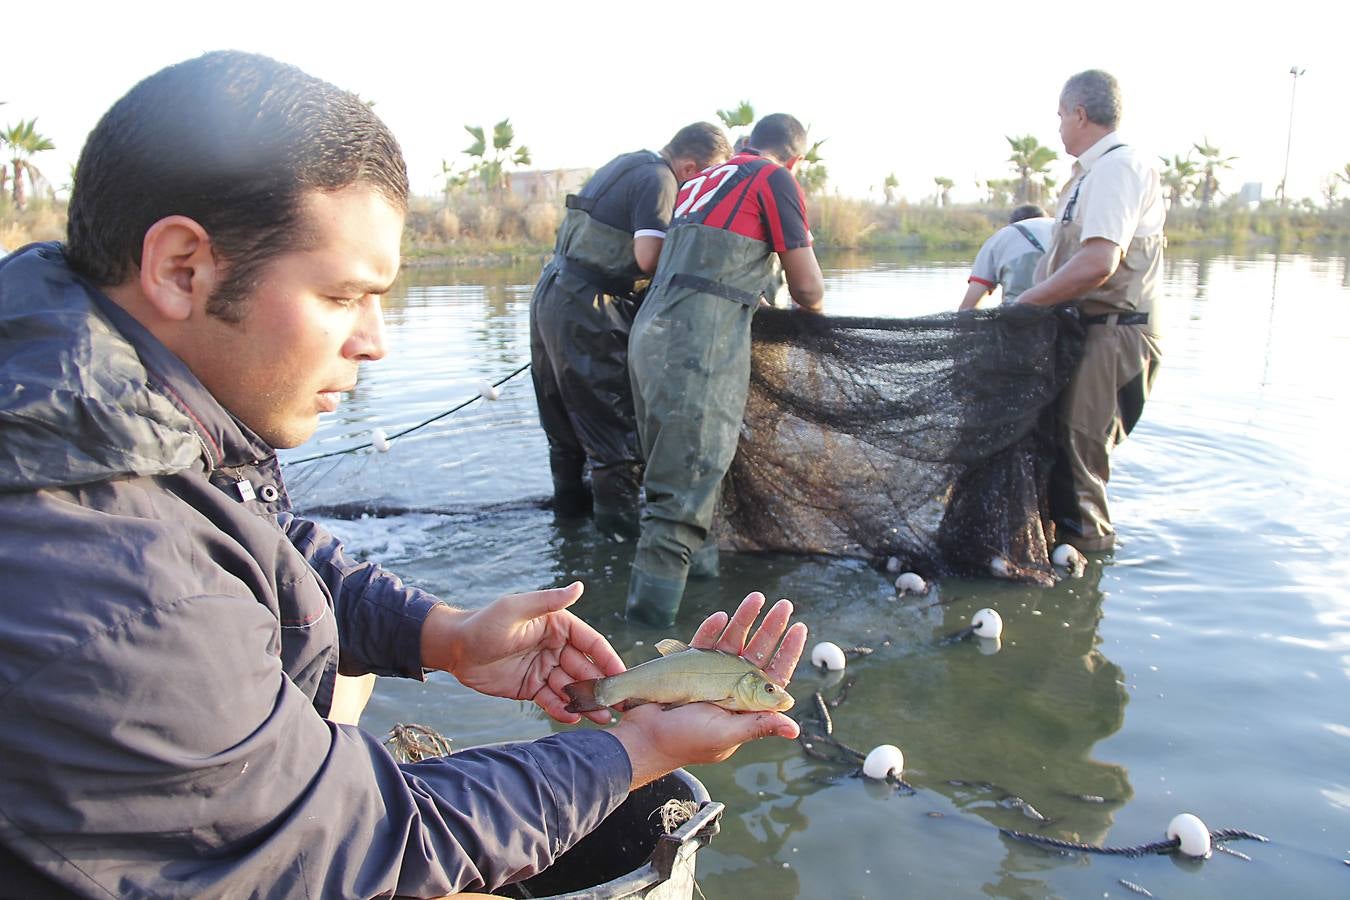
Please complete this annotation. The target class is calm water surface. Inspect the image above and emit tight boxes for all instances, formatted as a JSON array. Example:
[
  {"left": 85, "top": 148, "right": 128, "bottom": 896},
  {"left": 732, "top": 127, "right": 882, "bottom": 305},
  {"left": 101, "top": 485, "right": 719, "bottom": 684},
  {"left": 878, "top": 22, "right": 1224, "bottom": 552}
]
[{"left": 281, "top": 247, "right": 1350, "bottom": 899}]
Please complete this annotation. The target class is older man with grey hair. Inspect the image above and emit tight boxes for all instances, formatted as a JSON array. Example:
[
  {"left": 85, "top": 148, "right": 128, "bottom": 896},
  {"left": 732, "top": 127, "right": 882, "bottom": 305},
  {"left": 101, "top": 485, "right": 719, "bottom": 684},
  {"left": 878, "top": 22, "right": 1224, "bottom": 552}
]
[{"left": 1017, "top": 69, "right": 1165, "bottom": 553}]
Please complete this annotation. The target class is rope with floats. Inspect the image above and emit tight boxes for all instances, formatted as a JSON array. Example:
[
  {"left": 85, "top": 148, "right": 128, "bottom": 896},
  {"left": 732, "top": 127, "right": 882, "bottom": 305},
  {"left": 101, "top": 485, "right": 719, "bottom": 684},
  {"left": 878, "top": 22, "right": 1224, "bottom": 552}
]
[{"left": 285, "top": 362, "right": 531, "bottom": 466}]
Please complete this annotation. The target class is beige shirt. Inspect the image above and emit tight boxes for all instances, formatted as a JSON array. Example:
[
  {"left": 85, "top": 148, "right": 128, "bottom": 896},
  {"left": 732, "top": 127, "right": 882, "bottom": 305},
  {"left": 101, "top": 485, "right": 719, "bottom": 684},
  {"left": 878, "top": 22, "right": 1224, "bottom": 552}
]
[{"left": 1056, "top": 132, "right": 1165, "bottom": 249}]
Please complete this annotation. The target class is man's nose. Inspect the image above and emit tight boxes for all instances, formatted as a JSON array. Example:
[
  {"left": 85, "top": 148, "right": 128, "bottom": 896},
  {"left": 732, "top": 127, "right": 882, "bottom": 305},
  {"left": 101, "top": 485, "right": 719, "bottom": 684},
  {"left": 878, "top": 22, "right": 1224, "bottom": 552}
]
[{"left": 348, "top": 295, "right": 387, "bottom": 362}]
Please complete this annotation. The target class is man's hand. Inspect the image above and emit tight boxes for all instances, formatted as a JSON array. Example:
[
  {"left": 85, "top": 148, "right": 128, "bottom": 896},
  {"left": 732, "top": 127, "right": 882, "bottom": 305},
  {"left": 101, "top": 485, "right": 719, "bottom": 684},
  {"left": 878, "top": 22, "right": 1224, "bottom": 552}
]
[
  {"left": 421, "top": 583, "right": 625, "bottom": 725},
  {"left": 610, "top": 592, "right": 806, "bottom": 788}
]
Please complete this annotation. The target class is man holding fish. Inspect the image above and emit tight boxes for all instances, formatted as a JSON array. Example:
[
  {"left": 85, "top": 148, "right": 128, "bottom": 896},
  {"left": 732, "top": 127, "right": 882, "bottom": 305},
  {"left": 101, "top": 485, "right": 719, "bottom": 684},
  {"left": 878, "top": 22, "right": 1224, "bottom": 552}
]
[{"left": 0, "top": 52, "right": 805, "bottom": 898}]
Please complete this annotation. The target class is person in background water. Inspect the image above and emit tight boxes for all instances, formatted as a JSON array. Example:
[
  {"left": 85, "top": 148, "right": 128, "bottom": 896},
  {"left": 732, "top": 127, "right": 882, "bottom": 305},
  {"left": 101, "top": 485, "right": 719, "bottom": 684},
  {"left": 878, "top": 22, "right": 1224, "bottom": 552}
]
[
  {"left": 0, "top": 51, "right": 806, "bottom": 898},
  {"left": 958, "top": 203, "right": 1054, "bottom": 309},
  {"left": 530, "top": 123, "right": 730, "bottom": 538},
  {"left": 1017, "top": 69, "right": 1165, "bottom": 552},
  {"left": 626, "top": 113, "right": 825, "bottom": 627}
]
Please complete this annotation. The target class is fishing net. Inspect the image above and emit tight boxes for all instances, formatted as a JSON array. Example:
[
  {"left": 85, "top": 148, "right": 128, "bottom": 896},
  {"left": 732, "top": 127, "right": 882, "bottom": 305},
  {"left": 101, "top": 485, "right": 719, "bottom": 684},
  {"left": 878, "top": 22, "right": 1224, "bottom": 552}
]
[
  {"left": 715, "top": 305, "right": 1084, "bottom": 585},
  {"left": 280, "top": 301, "right": 1084, "bottom": 586}
]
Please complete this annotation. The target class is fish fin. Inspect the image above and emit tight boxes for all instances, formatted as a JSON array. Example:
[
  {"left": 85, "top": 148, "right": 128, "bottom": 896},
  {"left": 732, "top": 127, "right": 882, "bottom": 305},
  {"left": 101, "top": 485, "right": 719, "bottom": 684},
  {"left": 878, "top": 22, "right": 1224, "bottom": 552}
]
[
  {"left": 563, "top": 679, "right": 603, "bottom": 713},
  {"left": 654, "top": 638, "right": 691, "bottom": 656}
]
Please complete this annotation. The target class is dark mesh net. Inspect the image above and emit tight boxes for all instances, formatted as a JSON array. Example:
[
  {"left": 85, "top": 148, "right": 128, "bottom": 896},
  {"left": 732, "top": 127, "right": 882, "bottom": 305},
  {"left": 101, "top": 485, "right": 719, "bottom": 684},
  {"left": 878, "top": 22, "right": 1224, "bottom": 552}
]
[{"left": 715, "top": 305, "right": 1085, "bottom": 586}]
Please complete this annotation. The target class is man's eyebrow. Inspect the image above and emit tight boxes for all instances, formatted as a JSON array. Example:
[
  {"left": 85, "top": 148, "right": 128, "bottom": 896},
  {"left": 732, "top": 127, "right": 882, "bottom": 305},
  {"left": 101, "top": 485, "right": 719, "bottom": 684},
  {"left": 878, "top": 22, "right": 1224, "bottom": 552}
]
[{"left": 327, "top": 278, "right": 397, "bottom": 296}]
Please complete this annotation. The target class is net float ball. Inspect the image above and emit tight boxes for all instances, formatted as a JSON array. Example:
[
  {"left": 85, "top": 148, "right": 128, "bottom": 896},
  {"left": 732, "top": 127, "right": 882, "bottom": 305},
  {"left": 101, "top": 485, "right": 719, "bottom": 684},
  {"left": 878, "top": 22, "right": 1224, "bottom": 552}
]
[
  {"left": 1051, "top": 543, "right": 1082, "bottom": 568},
  {"left": 370, "top": 428, "right": 391, "bottom": 453},
  {"left": 478, "top": 380, "right": 501, "bottom": 401},
  {"left": 971, "top": 608, "right": 1003, "bottom": 639},
  {"left": 863, "top": 744, "right": 904, "bottom": 780},
  {"left": 894, "top": 572, "right": 926, "bottom": 595},
  {"left": 1167, "top": 813, "right": 1212, "bottom": 858},
  {"left": 885, "top": 556, "right": 902, "bottom": 574},
  {"left": 989, "top": 556, "right": 1010, "bottom": 578},
  {"left": 811, "top": 641, "right": 847, "bottom": 671}
]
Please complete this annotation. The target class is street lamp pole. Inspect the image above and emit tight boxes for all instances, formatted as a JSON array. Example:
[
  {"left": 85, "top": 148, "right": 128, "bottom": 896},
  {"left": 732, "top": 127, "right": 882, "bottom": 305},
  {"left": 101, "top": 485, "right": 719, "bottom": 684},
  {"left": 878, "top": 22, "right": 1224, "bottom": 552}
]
[{"left": 1279, "top": 65, "right": 1306, "bottom": 206}]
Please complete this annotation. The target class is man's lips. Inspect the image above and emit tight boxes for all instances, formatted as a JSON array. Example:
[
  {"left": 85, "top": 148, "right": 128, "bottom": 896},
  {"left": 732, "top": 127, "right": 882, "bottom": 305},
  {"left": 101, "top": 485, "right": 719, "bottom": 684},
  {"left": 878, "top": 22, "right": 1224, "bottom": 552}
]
[{"left": 317, "top": 386, "right": 354, "bottom": 413}]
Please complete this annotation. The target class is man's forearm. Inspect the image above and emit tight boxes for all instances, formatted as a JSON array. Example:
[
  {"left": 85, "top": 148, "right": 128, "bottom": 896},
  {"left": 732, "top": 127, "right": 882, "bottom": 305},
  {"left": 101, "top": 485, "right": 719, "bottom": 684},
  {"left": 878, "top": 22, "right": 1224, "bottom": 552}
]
[{"left": 1019, "top": 240, "right": 1119, "bottom": 307}]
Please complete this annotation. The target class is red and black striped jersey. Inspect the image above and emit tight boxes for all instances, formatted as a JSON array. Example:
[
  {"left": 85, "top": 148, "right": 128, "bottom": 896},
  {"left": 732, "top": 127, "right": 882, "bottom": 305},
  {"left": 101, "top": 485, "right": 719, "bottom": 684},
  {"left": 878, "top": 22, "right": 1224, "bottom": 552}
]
[{"left": 670, "top": 151, "right": 813, "bottom": 252}]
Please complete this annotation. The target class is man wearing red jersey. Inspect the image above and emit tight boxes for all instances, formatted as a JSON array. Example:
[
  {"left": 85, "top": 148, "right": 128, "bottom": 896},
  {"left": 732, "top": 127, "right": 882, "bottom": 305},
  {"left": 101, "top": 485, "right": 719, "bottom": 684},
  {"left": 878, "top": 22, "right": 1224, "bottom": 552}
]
[{"left": 626, "top": 113, "right": 825, "bottom": 627}]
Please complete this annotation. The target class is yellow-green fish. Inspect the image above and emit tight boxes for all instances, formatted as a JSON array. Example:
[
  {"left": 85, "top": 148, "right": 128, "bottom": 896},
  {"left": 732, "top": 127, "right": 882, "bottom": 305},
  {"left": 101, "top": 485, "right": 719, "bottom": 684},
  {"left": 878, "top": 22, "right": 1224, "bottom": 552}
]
[{"left": 564, "top": 639, "right": 794, "bottom": 713}]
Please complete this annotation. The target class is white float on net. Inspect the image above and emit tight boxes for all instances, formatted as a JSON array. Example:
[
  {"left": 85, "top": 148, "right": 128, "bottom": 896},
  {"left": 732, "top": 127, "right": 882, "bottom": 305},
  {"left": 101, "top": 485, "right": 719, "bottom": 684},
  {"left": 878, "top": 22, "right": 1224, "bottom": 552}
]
[
  {"left": 894, "top": 572, "right": 926, "bottom": 596},
  {"left": 863, "top": 744, "right": 904, "bottom": 780},
  {"left": 1051, "top": 543, "right": 1086, "bottom": 575},
  {"left": 971, "top": 608, "right": 1003, "bottom": 639},
  {"left": 1167, "top": 812, "right": 1212, "bottom": 858},
  {"left": 370, "top": 428, "right": 391, "bottom": 453},
  {"left": 478, "top": 380, "right": 501, "bottom": 401},
  {"left": 810, "top": 641, "right": 847, "bottom": 671}
]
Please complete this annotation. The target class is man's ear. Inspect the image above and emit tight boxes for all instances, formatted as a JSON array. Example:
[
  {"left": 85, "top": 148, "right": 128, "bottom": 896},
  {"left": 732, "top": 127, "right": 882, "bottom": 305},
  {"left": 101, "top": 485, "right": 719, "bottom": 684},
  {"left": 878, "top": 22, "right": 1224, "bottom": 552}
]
[
  {"left": 138, "top": 216, "right": 218, "bottom": 322},
  {"left": 675, "top": 158, "right": 704, "bottom": 183}
]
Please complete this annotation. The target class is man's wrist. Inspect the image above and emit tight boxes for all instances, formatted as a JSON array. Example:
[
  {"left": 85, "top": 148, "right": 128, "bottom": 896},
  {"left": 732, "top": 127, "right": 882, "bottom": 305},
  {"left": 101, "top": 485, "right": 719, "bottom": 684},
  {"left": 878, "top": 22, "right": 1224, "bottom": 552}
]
[
  {"left": 419, "top": 603, "right": 468, "bottom": 675},
  {"left": 608, "top": 719, "right": 675, "bottom": 791}
]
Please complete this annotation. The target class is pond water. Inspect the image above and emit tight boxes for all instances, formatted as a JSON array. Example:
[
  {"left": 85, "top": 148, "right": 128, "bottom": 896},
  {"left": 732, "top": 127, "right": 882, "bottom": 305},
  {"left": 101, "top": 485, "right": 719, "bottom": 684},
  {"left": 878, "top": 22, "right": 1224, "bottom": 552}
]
[{"left": 280, "top": 246, "right": 1350, "bottom": 899}]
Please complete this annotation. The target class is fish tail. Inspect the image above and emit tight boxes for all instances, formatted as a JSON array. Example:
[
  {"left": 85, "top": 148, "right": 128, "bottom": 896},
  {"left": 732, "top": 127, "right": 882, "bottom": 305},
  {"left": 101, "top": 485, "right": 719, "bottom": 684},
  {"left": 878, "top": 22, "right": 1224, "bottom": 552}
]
[{"left": 563, "top": 679, "right": 604, "bottom": 713}]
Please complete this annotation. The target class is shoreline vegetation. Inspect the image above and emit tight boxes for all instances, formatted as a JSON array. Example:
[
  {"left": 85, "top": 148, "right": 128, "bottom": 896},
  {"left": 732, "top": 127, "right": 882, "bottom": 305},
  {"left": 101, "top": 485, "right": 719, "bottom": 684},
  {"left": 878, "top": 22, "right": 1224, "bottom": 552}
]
[{"left": 4, "top": 192, "right": 1348, "bottom": 270}]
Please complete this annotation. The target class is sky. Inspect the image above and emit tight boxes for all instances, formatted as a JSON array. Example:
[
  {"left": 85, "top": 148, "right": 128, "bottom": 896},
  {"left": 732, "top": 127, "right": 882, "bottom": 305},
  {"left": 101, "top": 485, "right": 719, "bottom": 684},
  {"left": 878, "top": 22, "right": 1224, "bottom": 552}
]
[{"left": 3, "top": 1, "right": 1347, "bottom": 207}]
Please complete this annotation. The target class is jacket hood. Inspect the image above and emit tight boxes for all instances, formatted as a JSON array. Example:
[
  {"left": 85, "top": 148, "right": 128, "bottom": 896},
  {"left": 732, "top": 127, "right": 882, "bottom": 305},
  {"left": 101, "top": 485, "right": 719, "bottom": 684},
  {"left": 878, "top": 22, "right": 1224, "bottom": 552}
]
[{"left": 0, "top": 243, "right": 209, "bottom": 491}]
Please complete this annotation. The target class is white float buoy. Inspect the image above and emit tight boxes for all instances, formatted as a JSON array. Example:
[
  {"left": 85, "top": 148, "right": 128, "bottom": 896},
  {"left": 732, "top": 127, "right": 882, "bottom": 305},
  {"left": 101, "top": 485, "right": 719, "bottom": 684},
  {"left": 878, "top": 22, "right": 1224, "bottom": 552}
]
[
  {"left": 1167, "top": 813, "right": 1212, "bottom": 858},
  {"left": 1051, "top": 543, "right": 1086, "bottom": 575},
  {"left": 971, "top": 608, "right": 1003, "bottom": 639},
  {"left": 810, "top": 641, "right": 847, "bottom": 671},
  {"left": 863, "top": 744, "right": 904, "bottom": 780},
  {"left": 989, "top": 556, "right": 1010, "bottom": 578},
  {"left": 894, "top": 571, "right": 926, "bottom": 596},
  {"left": 478, "top": 380, "right": 501, "bottom": 401},
  {"left": 370, "top": 428, "right": 390, "bottom": 453},
  {"left": 885, "top": 556, "right": 902, "bottom": 574}
]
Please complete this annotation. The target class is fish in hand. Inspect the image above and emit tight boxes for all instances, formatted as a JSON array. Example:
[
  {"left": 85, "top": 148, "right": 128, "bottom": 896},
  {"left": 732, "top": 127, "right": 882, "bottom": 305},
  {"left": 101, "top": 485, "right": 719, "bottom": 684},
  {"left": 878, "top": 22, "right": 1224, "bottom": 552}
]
[{"left": 564, "top": 639, "right": 795, "bottom": 713}]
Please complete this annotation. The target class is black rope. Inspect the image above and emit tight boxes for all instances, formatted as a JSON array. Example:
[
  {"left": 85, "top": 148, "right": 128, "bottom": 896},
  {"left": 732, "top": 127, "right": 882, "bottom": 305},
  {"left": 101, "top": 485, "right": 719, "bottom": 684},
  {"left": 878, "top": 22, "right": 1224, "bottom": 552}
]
[
  {"left": 1000, "top": 826, "right": 1270, "bottom": 857},
  {"left": 285, "top": 363, "right": 531, "bottom": 466}
]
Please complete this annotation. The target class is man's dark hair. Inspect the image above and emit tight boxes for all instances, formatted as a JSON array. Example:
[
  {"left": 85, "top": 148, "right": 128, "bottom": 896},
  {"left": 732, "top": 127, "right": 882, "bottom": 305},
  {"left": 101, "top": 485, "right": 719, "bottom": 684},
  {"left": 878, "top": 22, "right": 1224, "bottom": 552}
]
[
  {"left": 1009, "top": 204, "right": 1048, "bottom": 224},
  {"left": 1061, "top": 69, "right": 1122, "bottom": 129},
  {"left": 66, "top": 50, "right": 408, "bottom": 321},
  {"left": 748, "top": 114, "right": 809, "bottom": 164},
  {"left": 663, "top": 122, "right": 731, "bottom": 170}
]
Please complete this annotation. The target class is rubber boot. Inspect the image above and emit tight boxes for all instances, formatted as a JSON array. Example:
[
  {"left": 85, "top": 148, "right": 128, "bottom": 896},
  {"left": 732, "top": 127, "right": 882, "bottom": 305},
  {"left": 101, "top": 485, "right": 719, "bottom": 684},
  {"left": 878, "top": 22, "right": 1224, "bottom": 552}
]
[
  {"left": 591, "top": 461, "right": 642, "bottom": 540},
  {"left": 594, "top": 502, "right": 640, "bottom": 540},
  {"left": 625, "top": 568, "right": 689, "bottom": 628},
  {"left": 687, "top": 540, "right": 720, "bottom": 579},
  {"left": 551, "top": 478, "right": 593, "bottom": 518}
]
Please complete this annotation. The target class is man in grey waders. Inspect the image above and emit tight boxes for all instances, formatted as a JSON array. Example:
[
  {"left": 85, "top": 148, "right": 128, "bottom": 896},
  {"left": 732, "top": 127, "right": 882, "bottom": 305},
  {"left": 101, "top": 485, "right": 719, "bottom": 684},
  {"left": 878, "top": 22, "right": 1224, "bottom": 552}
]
[
  {"left": 1017, "top": 69, "right": 1165, "bottom": 552},
  {"left": 626, "top": 113, "right": 825, "bottom": 627},
  {"left": 530, "top": 123, "right": 731, "bottom": 537}
]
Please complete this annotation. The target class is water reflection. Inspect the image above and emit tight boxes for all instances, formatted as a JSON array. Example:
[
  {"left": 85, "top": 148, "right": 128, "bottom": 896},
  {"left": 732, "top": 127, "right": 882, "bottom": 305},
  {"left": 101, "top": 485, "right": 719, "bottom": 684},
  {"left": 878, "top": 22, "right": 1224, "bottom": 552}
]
[{"left": 288, "top": 248, "right": 1350, "bottom": 899}]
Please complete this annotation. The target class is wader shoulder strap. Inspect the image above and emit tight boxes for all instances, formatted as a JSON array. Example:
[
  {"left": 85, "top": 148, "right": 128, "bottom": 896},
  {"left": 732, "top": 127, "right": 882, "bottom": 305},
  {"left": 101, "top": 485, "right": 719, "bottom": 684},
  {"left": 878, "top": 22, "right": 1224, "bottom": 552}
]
[
  {"left": 668, "top": 273, "right": 761, "bottom": 307},
  {"left": 1061, "top": 143, "right": 1128, "bottom": 224},
  {"left": 1011, "top": 222, "right": 1045, "bottom": 253},
  {"left": 565, "top": 150, "right": 666, "bottom": 213}
]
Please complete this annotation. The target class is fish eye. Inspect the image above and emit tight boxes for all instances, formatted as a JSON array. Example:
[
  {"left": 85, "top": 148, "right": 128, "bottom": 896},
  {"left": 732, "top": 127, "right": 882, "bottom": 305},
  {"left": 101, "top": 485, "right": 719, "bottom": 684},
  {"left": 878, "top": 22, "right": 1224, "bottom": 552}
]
[{"left": 765, "top": 684, "right": 777, "bottom": 692}]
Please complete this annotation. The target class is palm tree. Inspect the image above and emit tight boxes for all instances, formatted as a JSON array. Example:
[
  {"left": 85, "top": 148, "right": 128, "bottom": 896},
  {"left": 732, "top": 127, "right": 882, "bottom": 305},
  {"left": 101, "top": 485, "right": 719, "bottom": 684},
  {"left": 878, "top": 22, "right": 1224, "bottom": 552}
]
[
  {"left": 459, "top": 119, "right": 530, "bottom": 196},
  {"left": 795, "top": 139, "right": 828, "bottom": 196},
  {"left": 1159, "top": 154, "right": 1199, "bottom": 210},
  {"left": 1192, "top": 139, "right": 1236, "bottom": 210},
  {"left": 882, "top": 172, "right": 899, "bottom": 204},
  {"left": 2, "top": 118, "right": 54, "bottom": 210},
  {"left": 1006, "top": 135, "right": 1058, "bottom": 204},
  {"left": 934, "top": 176, "right": 954, "bottom": 207}
]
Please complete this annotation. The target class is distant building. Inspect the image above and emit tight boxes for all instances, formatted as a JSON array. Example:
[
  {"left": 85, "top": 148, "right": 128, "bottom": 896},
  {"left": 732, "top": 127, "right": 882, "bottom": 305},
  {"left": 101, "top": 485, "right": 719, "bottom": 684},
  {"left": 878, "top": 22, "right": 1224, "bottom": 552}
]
[
  {"left": 509, "top": 168, "right": 593, "bottom": 203},
  {"left": 1238, "top": 182, "right": 1263, "bottom": 206}
]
